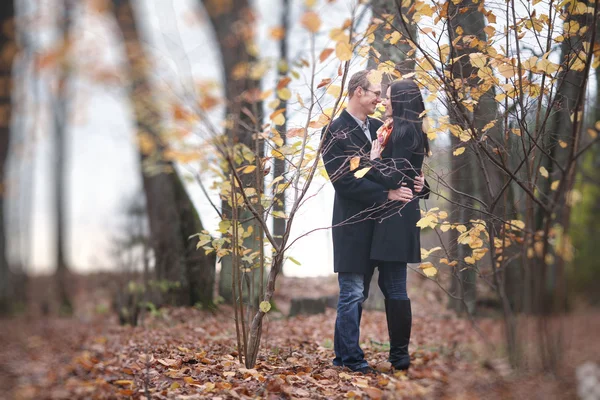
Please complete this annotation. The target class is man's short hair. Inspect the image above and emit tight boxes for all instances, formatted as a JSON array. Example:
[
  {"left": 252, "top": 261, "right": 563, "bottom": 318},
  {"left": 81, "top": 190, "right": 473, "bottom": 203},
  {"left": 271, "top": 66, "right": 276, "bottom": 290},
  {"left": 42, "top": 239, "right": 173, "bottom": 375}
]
[{"left": 348, "top": 70, "right": 371, "bottom": 98}]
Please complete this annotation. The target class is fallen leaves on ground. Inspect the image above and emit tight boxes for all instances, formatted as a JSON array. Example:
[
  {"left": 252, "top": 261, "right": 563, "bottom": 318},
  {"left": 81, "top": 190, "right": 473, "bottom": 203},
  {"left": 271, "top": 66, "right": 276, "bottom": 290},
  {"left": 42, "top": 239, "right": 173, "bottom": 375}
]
[{"left": 0, "top": 275, "right": 596, "bottom": 399}]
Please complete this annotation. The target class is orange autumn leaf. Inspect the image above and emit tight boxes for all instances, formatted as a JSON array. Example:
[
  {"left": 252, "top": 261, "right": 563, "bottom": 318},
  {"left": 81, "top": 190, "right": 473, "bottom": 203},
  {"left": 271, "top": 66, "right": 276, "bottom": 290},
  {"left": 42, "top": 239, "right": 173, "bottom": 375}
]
[
  {"left": 277, "top": 77, "right": 291, "bottom": 90},
  {"left": 317, "top": 78, "right": 332, "bottom": 89},
  {"left": 300, "top": 11, "right": 321, "bottom": 33},
  {"left": 319, "top": 48, "right": 334, "bottom": 63}
]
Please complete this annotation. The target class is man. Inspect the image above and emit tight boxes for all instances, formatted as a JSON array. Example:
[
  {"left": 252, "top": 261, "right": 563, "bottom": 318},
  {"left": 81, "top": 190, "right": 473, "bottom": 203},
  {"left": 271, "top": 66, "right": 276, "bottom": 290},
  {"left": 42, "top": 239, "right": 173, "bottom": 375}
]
[{"left": 321, "top": 70, "right": 423, "bottom": 374}]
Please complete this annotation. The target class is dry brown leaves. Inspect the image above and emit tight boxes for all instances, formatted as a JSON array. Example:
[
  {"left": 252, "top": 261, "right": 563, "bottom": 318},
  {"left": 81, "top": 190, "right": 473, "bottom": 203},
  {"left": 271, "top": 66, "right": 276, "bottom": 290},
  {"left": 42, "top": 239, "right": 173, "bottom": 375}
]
[{"left": 0, "top": 275, "right": 595, "bottom": 399}]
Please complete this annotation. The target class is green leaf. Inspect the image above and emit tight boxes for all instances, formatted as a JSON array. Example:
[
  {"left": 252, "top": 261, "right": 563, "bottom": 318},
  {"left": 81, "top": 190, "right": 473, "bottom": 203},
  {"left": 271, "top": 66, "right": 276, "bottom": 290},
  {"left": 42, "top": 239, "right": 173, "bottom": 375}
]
[
  {"left": 272, "top": 211, "right": 287, "bottom": 219},
  {"left": 288, "top": 257, "right": 301, "bottom": 266},
  {"left": 259, "top": 301, "right": 271, "bottom": 313},
  {"left": 218, "top": 220, "right": 231, "bottom": 234}
]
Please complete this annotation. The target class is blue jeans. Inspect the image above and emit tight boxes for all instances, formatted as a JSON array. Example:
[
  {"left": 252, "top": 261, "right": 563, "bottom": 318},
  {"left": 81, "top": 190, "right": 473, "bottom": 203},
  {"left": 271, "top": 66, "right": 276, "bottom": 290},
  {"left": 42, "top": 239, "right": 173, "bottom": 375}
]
[
  {"left": 333, "top": 263, "right": 408, "bottom": 369},
  {"left": 333, "top": 272, "right": 373, "bottom": 369},
  {"left": 378, "top": 262, "right": 409, "bottom": 300}
]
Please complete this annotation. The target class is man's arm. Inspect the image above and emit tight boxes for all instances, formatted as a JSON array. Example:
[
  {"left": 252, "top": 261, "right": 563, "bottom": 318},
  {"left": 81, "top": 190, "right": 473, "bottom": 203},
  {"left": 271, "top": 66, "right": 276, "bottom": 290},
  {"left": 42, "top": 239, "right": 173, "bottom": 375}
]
[{"left": 321, "top": 127, "right": 389, "bottom": 205}]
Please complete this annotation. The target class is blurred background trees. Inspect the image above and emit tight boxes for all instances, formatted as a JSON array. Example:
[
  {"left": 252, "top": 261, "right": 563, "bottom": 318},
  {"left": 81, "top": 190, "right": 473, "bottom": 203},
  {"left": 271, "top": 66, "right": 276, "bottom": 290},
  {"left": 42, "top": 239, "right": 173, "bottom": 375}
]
[{"left": 0, "top": 0, "right": 598, "bottom": 373}]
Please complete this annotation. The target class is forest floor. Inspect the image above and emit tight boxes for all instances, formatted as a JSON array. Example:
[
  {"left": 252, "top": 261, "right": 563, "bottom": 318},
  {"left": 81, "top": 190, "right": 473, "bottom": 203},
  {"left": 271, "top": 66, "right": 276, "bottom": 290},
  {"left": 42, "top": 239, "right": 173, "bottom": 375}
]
[{"left": 0, "top": 273, "right": 599, "bottom": 399}]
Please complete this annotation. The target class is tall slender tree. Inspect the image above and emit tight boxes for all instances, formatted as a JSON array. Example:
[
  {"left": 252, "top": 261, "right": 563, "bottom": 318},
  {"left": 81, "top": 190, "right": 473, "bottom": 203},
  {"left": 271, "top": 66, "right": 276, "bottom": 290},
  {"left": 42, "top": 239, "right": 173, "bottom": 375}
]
[
  {"left": 201, "top": 0, "right": 264, "bottom": 304},
  {"left": 53, "top": 0, "right": 74, "bottom": 315},
  {"left": 0, "top": 1, "right": 17, "bottom": 315},
  {"left": 532, "top": 0, "right": 597, "bottom": 315},
  {"left": 272, "top": 0, "right": 289, "bottom": 254},
  {"left": 110, "top": 0, "right": 216, "bottom": 307},
  {"left": 445, "top": 0, "right": 489, "bottom": 314},
  {"left": 367, "top": 0, "right": 417, "bottom": 78}
]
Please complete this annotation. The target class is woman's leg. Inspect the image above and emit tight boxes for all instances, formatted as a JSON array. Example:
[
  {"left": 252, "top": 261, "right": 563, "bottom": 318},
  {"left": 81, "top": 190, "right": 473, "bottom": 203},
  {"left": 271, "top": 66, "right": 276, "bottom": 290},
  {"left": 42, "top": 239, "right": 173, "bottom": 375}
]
[
  {"left": 379, "top": 262, "right": 412, "bottom": 370},
  {"left": 378, "top": 262, "right": 408, "bottom": 300}
]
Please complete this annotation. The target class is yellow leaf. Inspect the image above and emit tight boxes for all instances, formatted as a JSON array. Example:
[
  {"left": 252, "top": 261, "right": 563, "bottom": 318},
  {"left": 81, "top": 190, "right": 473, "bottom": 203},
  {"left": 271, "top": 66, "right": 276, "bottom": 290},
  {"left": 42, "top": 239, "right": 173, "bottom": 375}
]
[
  {"left": 354, "top": 167, "right": 371, "bottom": 178},
  {"left": 566, "top": 189, "right": 583, "bottom": 206},
  {"left": 509, "top": 220, "right": 525, "bottom": 230},
  {"left": 440, "top": 223, "right": 451, "bottom": 232},
  {"left": 349, "top": 156, "right": 360, "bottom": 171},
  {"left": 438, "top": 211, "right": 448, "bottom": 219},
  {"left": 559, "top": 140, "right": 567, "bottom": 148},
  {"left": 458, "top": 232, "right": 473, "bottom": 245},
  {"left": 537, "top": 58, "right": 559, "bottom": 75},
  {"left": 469, "top": 238, "right": 484, "bottom": 249},
  {"left": 389, "top": 31, "right": 401, "bottom": 45},
  {"left": 565, "top": 21, "right": 580, "bottom": 35},
  {"left": 277, "top": 88, "right": 291, "bottom": 101},
  {"left": 456, "top": 224, "right": 467, "bottom": 233},
  {"left": 272, "top": 113, "right": 285, "bottom": 126},
  {"left": 241, "top": 165, "right": 256, "bottom": 174},
  {"left": 367, "top": 70, "right": 383, "bottom": 86},
  {"left": 453, "top": 147, "right": 465, "bottom": 156},
  {"left": 259, "top": 301, "right": 271, "bottom": 313},
  {"left": 378, "top": 60, "right": 396, "bottom": 74},
  {"left": 184, "top": 376, "right": 201, "bottom": 385},
  {"left": 497, "top": 63, "right": 515, "bottom": 78},
  {"left": 472, "top": 248, "right": 489, "bottom": 261},
  {"left": 416, "top": 214, "right": 438, "bottom": 229},
  {"left": 464, "top": 256, "right": 475, "bottom": 264},
  {"left": 539, "top": 166, "right": 549, "bottom": 178},
  {"left": 419, "top": 262, "right": 438, "bottom": 277},
  {"left": 484, "top": 25, "right": 496, "bottom": 38},
  {"left": 113, "top": 380, "right": 134, "bottom": 386},
  {"left": 327, "top": 84, "right": 342, "bottom": 98},
  {"left": 551, "top": 180, "right": 559, "bottom": 191},
  {"left": 339, "top": 372, "right": 352, "bottom": 380},
  {"left": 469, "top": 52, "right": 487, "bottom": 69},
  {"left": 421, "top": 246, "right": 442, "bottom": 259},
  {"left": 458, "top": 129, "right": 471, "bottom": 142},
  {"left": 482, "top": 120, "right": 497, "bottom": 132},
  {"left": 300, "top": 11, "right": 321, "bottom": 33},
  {"left": 587, "top": 128, "right": 598, "bottom": 139},
  {"left": 329, "top": 28, "right": 348, "bottom": 42},
  {"left": 522, "top": 56, "right": 538, "bottom": 71},
  {"left": 268, "top": 99, "right": 280, "bottom": 109},
  {"left": 336, "top": 41, "right": 353, "bottom": 62}
]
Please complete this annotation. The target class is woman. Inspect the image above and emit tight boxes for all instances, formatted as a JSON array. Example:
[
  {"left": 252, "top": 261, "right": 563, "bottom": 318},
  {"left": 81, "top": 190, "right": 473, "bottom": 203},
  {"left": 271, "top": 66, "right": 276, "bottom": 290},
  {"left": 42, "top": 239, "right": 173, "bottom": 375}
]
[{"left": 369, "top": 79, "right": 430, "bottom": 371}]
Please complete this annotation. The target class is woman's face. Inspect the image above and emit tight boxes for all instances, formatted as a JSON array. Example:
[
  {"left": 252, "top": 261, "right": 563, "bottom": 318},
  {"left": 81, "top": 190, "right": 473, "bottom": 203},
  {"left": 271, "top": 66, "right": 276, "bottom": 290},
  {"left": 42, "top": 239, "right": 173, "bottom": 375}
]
[{"left": 383, "top": 86, "right": 392, "bottom": 119}]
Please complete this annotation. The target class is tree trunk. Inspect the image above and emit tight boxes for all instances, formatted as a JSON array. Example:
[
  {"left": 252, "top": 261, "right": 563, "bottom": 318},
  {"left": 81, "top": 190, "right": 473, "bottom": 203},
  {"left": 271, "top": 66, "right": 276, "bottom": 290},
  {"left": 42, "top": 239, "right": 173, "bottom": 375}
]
[
  {"left": 54, "top": 0, "right": 74, "bottom": 315},
  {"left": 445, "top": 0, "right": 484, "bottom": 315},
  {"left": 201, "top": 0, "right": 264, "bottom": 305},
  {"left": 110, "top": 0, "right": 216, "bottom": 307},
  {"left": 367, "top": 0, "right": 417, "bottom": 87},
  {"left": 534, "top": 0, "right": 596, "bottom": 314},
  {"left": 0, "top": 1, "right": 16, "bottom": 315},
  {"left": 272, "top": 0, "right": 289, "bottom": 257}
]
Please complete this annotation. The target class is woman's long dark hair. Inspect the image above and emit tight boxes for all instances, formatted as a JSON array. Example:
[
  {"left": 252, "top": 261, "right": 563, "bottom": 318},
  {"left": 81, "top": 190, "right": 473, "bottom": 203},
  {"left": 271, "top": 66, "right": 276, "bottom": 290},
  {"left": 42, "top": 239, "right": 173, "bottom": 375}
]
[{"left": 389, "top": 79, "right": 430, "bottom": 155}]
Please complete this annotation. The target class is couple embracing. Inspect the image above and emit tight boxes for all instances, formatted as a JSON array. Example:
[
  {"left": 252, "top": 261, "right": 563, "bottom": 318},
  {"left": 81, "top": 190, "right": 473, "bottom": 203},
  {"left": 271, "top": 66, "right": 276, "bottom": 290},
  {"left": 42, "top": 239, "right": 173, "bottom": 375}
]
[{"left": 321, "top": 70, "right": 431, "bottom": 374}]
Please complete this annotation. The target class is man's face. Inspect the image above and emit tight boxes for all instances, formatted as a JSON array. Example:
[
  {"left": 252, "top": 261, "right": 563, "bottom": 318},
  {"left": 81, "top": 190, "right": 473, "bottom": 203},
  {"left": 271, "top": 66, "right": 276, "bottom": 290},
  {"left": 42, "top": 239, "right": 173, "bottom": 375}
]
[
  {"left": 383, "top": 86, "right": 392, "bottom": 119},
  {"left": 356, "top": 82, "right": 381, "bottom": 115}
]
